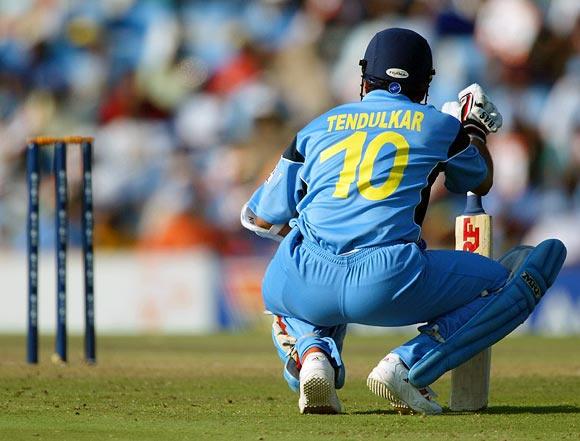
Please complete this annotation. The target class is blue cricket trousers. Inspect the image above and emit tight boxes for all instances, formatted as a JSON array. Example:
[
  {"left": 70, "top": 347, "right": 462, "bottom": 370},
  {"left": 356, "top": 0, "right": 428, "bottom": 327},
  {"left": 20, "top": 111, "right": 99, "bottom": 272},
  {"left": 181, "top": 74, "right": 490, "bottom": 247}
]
[{"left": 263, "top": 228, "right": 509, "bottom": 373}]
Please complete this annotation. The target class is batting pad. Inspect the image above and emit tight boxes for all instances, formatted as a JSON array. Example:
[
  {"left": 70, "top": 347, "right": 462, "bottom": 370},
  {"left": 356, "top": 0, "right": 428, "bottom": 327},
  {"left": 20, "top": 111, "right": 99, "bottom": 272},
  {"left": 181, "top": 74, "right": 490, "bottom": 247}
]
[
  {"left": 497, "top": 245, "right": 534, "bottom": 279},
  {"left": 409, "top": 239, "right": 566, "bottom": 388}
]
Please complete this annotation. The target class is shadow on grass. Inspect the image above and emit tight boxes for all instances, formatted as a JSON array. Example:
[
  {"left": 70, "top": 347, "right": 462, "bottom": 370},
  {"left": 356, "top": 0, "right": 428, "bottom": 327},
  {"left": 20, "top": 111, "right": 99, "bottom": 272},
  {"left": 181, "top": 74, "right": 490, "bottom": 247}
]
[
  {"left": 352, "top": 405, "right": 580, "bottom": 416},
  {"left": 450, "top": 405, "right": 580, "bottom": 415},
  {"left": 351, "top": 409, "right": 403, "bottom": 415}
]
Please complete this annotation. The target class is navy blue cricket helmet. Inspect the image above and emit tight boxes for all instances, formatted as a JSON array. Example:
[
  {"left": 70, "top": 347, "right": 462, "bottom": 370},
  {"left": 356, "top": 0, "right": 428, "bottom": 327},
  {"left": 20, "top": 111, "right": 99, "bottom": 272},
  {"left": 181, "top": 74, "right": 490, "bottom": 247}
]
[{"left": 359, "top": 28, "right": 435, "bottom": 100}]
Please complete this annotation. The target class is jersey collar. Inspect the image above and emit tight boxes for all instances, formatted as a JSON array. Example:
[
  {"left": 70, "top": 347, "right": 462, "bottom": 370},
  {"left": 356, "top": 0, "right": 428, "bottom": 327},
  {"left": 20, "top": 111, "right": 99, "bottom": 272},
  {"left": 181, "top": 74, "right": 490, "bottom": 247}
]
[{"left": 362, "top": 89, "right": 412, "bottom": 103}]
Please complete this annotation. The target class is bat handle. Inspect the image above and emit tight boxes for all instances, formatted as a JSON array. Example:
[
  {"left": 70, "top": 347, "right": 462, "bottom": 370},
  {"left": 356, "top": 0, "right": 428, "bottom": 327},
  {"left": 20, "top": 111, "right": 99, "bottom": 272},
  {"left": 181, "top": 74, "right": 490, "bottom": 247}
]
[{"left": 464, "top": 192, "right": 485, "bottom": 215}]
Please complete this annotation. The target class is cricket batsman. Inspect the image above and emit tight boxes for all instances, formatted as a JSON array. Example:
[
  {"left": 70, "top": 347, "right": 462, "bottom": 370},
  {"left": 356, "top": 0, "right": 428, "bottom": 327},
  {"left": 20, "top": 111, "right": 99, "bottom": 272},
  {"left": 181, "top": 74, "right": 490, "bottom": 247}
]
[{"left": 241, "top": 28, "right": 567, "bottom": 415}]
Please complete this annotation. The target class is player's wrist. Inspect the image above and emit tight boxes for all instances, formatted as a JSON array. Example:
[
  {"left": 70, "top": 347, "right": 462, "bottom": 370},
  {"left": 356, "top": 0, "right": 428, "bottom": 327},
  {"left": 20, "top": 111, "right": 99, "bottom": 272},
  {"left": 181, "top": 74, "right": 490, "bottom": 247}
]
[{"left": 463, "top": 121, "right": 487, "bottom": 143}]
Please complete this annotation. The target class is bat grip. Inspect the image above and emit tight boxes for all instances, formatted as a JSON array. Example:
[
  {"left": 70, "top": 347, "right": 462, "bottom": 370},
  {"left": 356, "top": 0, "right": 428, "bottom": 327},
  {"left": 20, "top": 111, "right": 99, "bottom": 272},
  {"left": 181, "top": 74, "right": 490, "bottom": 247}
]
[{"left": 464, "top": 192, "right": 484, "bottom": 215}]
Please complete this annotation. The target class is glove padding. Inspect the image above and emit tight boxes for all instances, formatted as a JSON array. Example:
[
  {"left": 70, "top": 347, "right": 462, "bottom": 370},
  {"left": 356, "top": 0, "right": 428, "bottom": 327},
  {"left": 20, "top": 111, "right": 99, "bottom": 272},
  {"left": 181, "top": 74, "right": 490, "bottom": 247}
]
[
  {"left": 458, "top": 83, "right": 502, "bottom": 139},
  {"left": 441, "top": 84, "right": 502, "bottom": 140},
  {"left": 441, "top": 101, "right": 461, "bottom": 120}
]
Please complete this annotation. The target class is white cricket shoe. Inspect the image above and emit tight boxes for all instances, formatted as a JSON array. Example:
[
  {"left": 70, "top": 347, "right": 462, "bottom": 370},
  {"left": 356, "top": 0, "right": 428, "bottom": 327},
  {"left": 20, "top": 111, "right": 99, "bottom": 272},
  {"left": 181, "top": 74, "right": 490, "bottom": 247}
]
[
  {"left": 298, "top": 352, "right": 342, "bottom": 414},
  {"left": 367, "top": 353, "right": 442, "bottom": 415}
]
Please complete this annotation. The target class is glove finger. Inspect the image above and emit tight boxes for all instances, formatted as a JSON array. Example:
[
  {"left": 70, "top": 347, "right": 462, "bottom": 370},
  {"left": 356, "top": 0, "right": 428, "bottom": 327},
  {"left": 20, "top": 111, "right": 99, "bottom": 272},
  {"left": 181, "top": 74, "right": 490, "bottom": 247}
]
[
  {"left": 475, "top": 92, "right": 491, "bottom": 108},
  {"left": 482, "top": 99, "right": 496, "bottom": 113},
  {"left": 486, "top": 102, "right": 503, "bottom": 131},
  {"left": 486, "top": 114, "right": 501, "bottom": 133},
  {"left": 493, "top": 111, "right": 503, "bottom": 130},
  {"left": 470, "top": 107, "right": 495, "bottom": 133}
]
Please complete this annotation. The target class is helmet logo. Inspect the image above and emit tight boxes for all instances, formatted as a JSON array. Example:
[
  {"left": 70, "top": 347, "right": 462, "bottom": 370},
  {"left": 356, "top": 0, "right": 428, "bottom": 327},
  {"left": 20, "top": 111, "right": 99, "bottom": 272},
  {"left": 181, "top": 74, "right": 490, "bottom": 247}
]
[
  {"left": 386, "top": 68, "right": 409, "bottom": 79},
  {"left": 388, "top": 82, "right": 402, "bottom": 94}
]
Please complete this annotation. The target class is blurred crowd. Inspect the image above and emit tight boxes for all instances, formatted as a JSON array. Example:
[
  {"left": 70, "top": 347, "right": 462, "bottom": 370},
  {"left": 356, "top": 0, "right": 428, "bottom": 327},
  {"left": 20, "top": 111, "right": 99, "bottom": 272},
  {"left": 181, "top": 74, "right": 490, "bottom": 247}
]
[{"left": 0, "top": 0, "right": 578, "bottom": 262}]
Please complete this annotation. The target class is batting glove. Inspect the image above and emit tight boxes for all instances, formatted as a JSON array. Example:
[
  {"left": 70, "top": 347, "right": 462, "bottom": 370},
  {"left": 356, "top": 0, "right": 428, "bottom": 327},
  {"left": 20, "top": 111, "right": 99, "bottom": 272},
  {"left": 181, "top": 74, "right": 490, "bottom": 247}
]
[
  {"left": 458, "top": 83, "right": 502, "bottom": 140},
  {"left": 441, "top": 101, "right": 461, "bottom": 120}
]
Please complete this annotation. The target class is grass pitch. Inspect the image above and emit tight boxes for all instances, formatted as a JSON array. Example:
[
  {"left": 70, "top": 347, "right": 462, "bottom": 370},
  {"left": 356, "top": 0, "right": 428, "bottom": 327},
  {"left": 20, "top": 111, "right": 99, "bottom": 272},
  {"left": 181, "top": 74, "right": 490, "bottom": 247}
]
[{"left": 0, "top": 333, "right": 579, "bottom": 441}]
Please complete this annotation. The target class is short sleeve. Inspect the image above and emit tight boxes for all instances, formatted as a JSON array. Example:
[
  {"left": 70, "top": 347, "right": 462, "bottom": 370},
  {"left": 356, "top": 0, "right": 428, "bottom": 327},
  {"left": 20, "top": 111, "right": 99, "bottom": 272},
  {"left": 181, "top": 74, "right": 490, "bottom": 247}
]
[{"left": 246, "top": 136, "right": 305, "bottom": 224}]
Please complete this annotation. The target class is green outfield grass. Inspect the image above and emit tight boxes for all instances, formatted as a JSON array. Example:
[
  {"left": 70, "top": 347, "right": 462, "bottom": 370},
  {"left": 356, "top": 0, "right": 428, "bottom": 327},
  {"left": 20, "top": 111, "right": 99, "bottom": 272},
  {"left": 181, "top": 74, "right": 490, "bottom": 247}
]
[{"left": 0, "top": 332, "right": 579, "bottom": 441}]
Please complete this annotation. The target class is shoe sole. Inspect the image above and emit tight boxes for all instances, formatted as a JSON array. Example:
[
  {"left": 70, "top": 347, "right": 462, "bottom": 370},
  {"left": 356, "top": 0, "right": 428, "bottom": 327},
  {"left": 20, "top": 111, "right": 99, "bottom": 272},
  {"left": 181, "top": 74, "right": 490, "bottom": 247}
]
[
  {"left": 300, "top": 375, "right": 340, "bottom": 414},
  {"left": 367, "top": 376, "right": 413, "bottom": 414}
]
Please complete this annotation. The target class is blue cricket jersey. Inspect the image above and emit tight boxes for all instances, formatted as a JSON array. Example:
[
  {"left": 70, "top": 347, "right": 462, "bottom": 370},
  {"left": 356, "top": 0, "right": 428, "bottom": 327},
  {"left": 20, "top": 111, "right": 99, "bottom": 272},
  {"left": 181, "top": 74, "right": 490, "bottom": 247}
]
[{"left": 247, "top": 90, "right": 487, "bottom": 254}]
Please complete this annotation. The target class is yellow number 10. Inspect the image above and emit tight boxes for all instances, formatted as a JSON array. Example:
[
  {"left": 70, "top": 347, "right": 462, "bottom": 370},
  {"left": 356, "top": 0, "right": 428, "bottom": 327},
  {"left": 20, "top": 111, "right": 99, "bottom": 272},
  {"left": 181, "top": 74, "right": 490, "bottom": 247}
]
[{"left": 320, "top": 131, "right": 410, "bottom": 201}]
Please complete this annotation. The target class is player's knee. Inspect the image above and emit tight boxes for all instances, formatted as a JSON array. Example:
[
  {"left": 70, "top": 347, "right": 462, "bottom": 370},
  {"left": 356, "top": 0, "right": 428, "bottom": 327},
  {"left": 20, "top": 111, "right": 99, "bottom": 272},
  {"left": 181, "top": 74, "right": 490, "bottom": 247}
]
[{"left": 408, "top": 239, "right": 567, "bottom": 388}]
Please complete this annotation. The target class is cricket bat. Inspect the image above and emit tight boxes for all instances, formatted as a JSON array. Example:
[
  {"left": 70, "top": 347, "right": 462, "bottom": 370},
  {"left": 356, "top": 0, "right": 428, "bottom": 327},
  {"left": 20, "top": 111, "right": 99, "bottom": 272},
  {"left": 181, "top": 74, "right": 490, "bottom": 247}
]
[{"left": 449, "top": 192, "right": 492, "bottom": 411}]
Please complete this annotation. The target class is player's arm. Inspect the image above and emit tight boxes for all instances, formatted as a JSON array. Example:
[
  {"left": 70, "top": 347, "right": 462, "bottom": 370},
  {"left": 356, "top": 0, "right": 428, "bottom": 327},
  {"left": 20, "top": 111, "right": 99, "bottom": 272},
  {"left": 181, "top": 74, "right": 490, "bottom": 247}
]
[
  {"left": 254, "top": 215, "right": 292, "bottom": 236},
  {"left": 468, "top": 135, "right": 493, "bottom": 195},
  {"left": 240, "top": 204, "right": 292, "bottom": 241},
  {"left": 441, "top": 84, "right": 502, "bottom": 196},
  {"left": 241, "top": 136, "right": 306, "bottom": 241}
]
